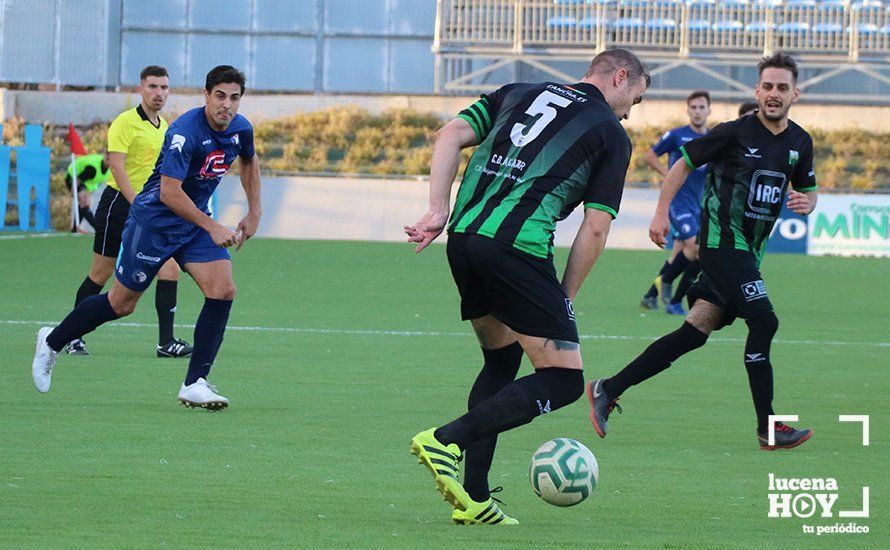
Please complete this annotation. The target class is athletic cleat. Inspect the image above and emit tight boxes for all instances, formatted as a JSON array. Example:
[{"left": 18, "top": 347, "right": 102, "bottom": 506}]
[
  {"left": 665, "top": 302, "right": 686, "bottom": 316},
  {"left": 758, "top": 422, "right": 813, "bottom": 450},
  {"left": 452, "top": 489, "right": 518, "bottom": 525},
  {"left": 32, "top": 327, "right": 58, "bottom": 393},
  {"left": 178, "top": 378, "right": 229, "bottom": 410},
  {"left": 64, "top": 338, "right": 90, "bottom": 355},
  {"left": 157, "top": 338, "right": 193, "bottom": 358},
  {"left": 409, "top": 427, "right": 471, "bottom": 511},
  {"left": 587, "top": 378, "right": 622, "bottom": 438},
  {"left": 640, "top": 295, "right": 658, "bottom": 310}
]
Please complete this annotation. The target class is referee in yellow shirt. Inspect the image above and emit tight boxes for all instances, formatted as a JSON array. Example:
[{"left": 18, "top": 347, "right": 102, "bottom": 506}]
[{"left": 64, "top": 66, "right": 192, "bottom": 358}]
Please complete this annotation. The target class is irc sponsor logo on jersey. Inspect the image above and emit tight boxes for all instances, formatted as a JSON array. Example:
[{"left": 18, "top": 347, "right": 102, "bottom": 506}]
[
  {"left": 747, "top": 170, "right": 788, "bottom": 217},
  {"left": 199, "top": 150, "right": 230, "bottom": 179},
  {"left": 202, "top": 139, "right": 212, "bottom": 145},
  {"left": 745, "top": 146, "right": 763, "bottom": 159},
  {"left": 789, "top": 149, "right": 799, "bottom": 166},
  {"left": 547, "top": 84, "right": 588, "bottom": 103},
  {"left": 169, "top": 134, "right": 186, "bottom": 153},
  {"left": 136, "top": 251, "right": 161, "bottom": 264},
  {"left": 490, "top": 153, "right": 526, "bottom": 171},
  {"left": 741, "top": 279, "right": 767, "bottom": 301}
]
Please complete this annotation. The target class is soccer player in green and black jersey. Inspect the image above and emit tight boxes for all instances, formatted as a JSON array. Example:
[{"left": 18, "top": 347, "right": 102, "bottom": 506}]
[
  {"left": 405, "top": 49, "right": 649, "bottom": 524},
  {"left": 589, "top": 53, "right": 818, "bottom": 451}
]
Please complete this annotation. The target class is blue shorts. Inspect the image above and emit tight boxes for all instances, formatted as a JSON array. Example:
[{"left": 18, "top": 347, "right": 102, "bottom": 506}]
[
  {"left": 115, "top": 218, "right": 230, "bottom": 291},
  {"left": 669, "top": 203, "right": 701, "bottom": 241}
]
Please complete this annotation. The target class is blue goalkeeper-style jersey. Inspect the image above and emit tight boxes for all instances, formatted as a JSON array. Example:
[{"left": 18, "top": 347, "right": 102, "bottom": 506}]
[
  {"left": 652, "top": 124, "right": 708, "bottom": 210},
  {"left": 130, "top": 106, "right": 255, "bottom": 234}
]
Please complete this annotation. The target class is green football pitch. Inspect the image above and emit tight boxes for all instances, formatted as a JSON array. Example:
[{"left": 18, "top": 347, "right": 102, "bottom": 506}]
[{"left": 1, "top": 235, "right": 886, "bottom": 548}]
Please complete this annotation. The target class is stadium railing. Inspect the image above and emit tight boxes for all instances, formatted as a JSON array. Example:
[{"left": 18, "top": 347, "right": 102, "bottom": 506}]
[{"left": 434, "top": 0, "right": 890, "bottom": 61}]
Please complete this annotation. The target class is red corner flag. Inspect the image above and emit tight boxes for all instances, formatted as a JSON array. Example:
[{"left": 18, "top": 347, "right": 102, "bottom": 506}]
[{"left": 66, "top": 123, "right": 87, "bottom": 156}]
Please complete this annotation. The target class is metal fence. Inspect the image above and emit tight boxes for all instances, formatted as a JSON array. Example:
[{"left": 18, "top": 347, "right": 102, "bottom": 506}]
[
  {"left": 435, "top": 0, "right": 890, "bottom": 61},
  {"left": 0, "top": 0, "right": 437, "bottom": 93}
]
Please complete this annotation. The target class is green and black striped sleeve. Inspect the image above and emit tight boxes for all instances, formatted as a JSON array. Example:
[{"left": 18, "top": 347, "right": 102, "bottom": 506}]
[
  {"left": 791, "top": 135, "right": 817, "bottom": 192},
  {"left": 457, "top": 92, "right": 499, "bottom": 142}
]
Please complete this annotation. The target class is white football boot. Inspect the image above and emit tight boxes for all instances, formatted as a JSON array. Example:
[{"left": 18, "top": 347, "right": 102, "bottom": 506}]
[
  {"left": 177, "top": 378, "right": 229, "bottom": 410},
  {"left": 32, "top": 327, "right": 58, "bottom": 393}
]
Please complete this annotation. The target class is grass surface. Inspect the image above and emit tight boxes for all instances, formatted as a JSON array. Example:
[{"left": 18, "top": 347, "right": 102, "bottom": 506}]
[{"left": 1, "top": 235, "right": 886, "bottom": 548}]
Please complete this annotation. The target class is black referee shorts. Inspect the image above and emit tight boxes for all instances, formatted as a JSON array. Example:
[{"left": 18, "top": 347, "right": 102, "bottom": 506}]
[
  {"left": 687, "top": 247, "right": 775, "bottom": 328},
  {"left": 92, "top": 187, "right": 130, "bottom": 257},
  {"left": 446, "top": 232, "right": 579, "bottom": 343}
]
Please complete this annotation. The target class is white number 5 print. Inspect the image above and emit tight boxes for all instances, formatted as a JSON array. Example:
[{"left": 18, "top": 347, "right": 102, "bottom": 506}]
[{"left": 510, "top": 91, "right": 572, "bottom": 147}]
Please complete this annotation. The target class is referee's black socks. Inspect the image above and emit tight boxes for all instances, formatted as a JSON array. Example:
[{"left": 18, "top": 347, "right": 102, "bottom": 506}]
[
  {"left": 155, "top": 280, "right": 178, "bottom": 346},
  {"left": 603, "top": 322, "right": 708, "bottom": 398},
  {"left": 435, "top": 367, "right": 584, "bottom": 452},
  {"left": 74, "top": 276, "right": 104, "bottom": 308},
  {"left": 462, "top": 342, "right": 523, "bottom": 502}
]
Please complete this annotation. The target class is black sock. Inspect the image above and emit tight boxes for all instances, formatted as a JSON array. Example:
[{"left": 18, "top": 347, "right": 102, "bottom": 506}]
[
  {"left": 670, "top": 261, "right": 701, "bottom": 305},
  {"left": 185, "top": 298, "right": 232, "bottom": 385},
  {"left": 46, "top": 294, "right": 121, "bottom": 351},
  {"left": 644, "top": 261, "right": 670, "bottom": 298},
  {"left": 745, "top": 313, "right": 779, "bottom": 433},
  {"left": 74, "top": 276, "right": 103, "bottom": 308},
  {"left": 463, "top": 342, "right": 523, "bottom": 502},
  {"left": 661, "top": 253, "right": 691, "bottom": 284},
  {"left": 155, "top": 280, "right": 178, "bottom": 346},
  {"left": 435, "top": 367, "right": 584, "bottom": 451},
  {"left": 603, "top": 322, "right": 708, "bottom": 398}
]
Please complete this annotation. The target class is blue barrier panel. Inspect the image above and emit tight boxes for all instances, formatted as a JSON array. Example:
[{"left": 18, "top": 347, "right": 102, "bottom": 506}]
[
  {"left": 0, "top": 143, "right": 9, "bottom": 228},
  {"left": 766, "top": 201, "right": 808, "bottom": 254},
  {"left": 0, "top": 124, "right": 52, "bottom": 231}
]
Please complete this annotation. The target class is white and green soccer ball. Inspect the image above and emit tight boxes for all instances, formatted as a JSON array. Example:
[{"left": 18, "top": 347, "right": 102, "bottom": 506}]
[{"left": 529, "top": 438, "right": 599, "bottom": 507}]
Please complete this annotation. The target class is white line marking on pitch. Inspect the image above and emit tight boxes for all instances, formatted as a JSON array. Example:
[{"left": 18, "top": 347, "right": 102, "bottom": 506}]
[{"left": 2, "top": 319, "right": 888, "bottom": 348}]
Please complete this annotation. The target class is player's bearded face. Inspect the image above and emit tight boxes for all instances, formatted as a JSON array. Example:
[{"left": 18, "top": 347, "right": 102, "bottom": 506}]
[
  {"left": 204, "top": 83, "right": 242, "bottom": 129},
  {"left": 756, "top": 68, "right": 798, "bottom": 122},
  {"left": 611, "top": 77, "right": 646, "bottom": 120}
]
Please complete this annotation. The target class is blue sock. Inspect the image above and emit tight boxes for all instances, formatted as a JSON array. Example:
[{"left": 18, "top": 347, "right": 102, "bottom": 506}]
[
  {"left": 185, "top": 298, "right": 233, "bottom": 385},
  {"left": 46, "top": 294, "right": 120, "bottom": 351}
]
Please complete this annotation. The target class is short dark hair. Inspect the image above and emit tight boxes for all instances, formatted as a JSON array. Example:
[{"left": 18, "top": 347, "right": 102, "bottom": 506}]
[
  {"left": 686, "top": 90, "right": 710, "bottom": 105},
  {"left": 140, "top": 65, "right": 168, "bottom": 81},
  {"left": 738, "top": 101, "right": 759, "bottom": 117},
  {"left": 586, "top": 48, "right": 651, "bottom": 88},
  {"left": 758, "top": 52, "right": 798, "bottom": 82},
  {"left": 205, "top": 65, "right": 246, "bottom": 95}
]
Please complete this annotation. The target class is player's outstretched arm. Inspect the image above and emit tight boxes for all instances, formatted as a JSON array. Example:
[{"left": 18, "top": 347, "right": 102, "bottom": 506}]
[
  {"left": 562, "top": 208, "right": 612, "bottom": 301},
  {"left": 405, "top": 118, "right": 478, "bottom": 253},
  {"left": 160, "top": 175, "right": 238, "bottom": 248},
  {"left": 235, "top": 154, "right": 262, "bottom": 250},
  {"left": 649, "top": 159, "right": 692, "bottom": 248}
]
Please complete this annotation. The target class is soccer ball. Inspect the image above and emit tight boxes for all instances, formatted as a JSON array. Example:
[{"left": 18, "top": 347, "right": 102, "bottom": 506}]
[{"left": 529, "top": 438, "right": 598, "bottom": 507}]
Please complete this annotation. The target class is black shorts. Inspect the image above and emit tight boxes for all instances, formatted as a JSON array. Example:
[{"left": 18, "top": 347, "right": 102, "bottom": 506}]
[
  {"left": 92, "top": 187, "right": 130, "bottom": 257},
  {"left": 687, "top": 247, "right": 774, "bottom": 328},
  {"left": 446, "top": 232, "right": 579, "bottom": 343}
]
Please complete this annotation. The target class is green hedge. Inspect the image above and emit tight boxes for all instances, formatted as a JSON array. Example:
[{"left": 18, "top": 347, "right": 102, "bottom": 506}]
[{"left": 3, "top": 107, "right": 887, "bottom": 230}]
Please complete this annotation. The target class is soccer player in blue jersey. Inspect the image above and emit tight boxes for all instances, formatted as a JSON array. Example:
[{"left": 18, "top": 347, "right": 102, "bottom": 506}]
[
  {"left": 32, "top": 66, "right": 262, "bottom": 410},
  {"left": 640, "top": 90, "right": 711, "bottom": 315}
]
